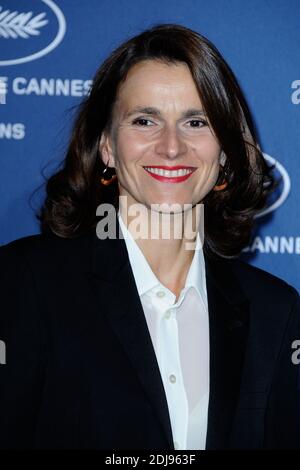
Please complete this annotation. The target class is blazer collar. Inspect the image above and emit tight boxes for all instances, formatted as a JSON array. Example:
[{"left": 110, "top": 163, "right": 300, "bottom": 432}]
[{"left": 89, "top": 216, "right": 249, "bottom": 449}]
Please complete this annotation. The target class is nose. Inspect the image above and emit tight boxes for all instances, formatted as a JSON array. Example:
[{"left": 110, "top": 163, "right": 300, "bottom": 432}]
[{"left": 154, "top": 125, "right": 188, "bottom": 159}]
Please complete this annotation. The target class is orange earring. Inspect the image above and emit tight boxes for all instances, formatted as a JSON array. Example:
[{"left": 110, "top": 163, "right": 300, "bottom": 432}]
[
  {"left": 213, "top": 164, "right": 228, "bottom": 191},
  {"left": 100, "top": 161, "right": 117, "bottom": 186}
]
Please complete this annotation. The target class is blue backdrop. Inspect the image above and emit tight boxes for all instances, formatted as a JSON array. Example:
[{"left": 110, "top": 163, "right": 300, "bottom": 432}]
[{"left": 0, "top": 0, "right": 299, "bottom": 291}]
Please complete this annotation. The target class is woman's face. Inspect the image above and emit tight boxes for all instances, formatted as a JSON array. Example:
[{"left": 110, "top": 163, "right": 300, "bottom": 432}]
[{"left": 100, "top": 59, "right": 222, "bottom": 213}]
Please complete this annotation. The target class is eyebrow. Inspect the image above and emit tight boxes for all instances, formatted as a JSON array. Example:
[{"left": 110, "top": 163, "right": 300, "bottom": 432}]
[{"left": 123, "top": 106, "right": 206, "bottom": 120}]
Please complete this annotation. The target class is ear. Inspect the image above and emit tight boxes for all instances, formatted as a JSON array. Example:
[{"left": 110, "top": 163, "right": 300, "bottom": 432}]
[{"left": 99, "top": 131, "right": 116, "bottom": 168}]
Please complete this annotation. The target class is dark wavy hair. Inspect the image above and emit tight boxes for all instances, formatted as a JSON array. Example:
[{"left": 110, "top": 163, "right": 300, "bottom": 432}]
[{"left": 39, "top": 23, "right": 276, "bottom": 258}]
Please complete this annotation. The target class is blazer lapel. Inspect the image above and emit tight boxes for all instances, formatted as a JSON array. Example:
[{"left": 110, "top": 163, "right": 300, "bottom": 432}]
[
  {"left": 88, "top": 215, "right": 174, "bottom": 448},
  {"left": 204, "top": 253, "right": 250, "bottom": 449}
]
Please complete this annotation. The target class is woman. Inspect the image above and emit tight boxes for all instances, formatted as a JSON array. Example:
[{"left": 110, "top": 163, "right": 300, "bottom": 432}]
[{"left": 0, "top": 24, "right": 299, "bottom": 450}]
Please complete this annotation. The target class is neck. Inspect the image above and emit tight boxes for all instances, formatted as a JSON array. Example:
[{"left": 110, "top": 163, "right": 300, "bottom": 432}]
[{"left": 118, "top": 200, "right": 203, "bottom": 294}]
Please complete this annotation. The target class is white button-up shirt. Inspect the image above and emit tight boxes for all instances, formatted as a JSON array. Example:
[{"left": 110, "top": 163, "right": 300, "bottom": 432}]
[{"left": 117, "top": 211, "right": 210, "bottom": 450}]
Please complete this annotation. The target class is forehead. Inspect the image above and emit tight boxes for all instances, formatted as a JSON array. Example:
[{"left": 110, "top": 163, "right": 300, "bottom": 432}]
[{"left": 116, "top": 60, "right": 202, "bottom": 107}]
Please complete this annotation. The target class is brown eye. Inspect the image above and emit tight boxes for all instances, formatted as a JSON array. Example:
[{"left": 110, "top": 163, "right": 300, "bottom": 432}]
[
  {"left": 132, "top": 118, "right": 153, "bottom": 126},
  {"left": 187, "top": 119, "right": 207, "bottom": 128}
]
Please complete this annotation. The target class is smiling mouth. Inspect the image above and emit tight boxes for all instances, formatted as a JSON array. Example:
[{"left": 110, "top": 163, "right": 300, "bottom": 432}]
[{"left": 142, "top": 165, "right": 197, "bottom": 183}]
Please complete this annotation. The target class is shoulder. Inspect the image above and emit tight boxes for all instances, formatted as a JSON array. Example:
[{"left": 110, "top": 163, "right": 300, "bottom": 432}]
[
  {"left": 229, "top": 256, "right": 299, "bottom": 309},
  {"left": 0, "top": 232, "right": 61, "bottom": 264},
  {"left": 0, "top": 232, "right": 54, "bottom": 257},
  {"left": 0, "top": 230, "right": 94, "bottom": 274}
]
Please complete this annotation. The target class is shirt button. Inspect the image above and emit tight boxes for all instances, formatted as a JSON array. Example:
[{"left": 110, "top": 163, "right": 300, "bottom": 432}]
[
  {"left": 156, "top": 291, "right": 165, "bottom": 298},
  {"left": 169, "top": 374, "right": 176, "bottom": 383},
  {"left": 164, "top": 309, "right": 172, "bottom": 319},
  {"left": 174, "top": 441, "right": 179, "bottom": 449}
]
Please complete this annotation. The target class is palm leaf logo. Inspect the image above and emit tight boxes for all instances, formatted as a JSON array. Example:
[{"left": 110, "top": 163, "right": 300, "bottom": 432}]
[{"left": 0, "top": 7, "right": 48, "bottom": 39}]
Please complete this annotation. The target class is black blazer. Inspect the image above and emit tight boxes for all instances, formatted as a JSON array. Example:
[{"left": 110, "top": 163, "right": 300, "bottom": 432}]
[{"left": 0, "top": 221, "right": 299, "bottom": 449}]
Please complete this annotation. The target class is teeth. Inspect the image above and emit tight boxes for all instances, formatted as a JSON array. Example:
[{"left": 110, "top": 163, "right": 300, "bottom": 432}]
[{"left": 144, "top": 167, "right": 193, "bottom": 177}]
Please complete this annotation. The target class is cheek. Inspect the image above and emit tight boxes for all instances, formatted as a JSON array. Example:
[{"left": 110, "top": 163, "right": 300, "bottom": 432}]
[
  {"left": 194, "top": 149, "right": 220, "bottom": 174},
  {"left": 193, "top": 130, "right": 219, "bottom": 148},
  {"left": 198, "top": 148, "right": 221, "bottom": 181},
  {"left": 194, "top": 158, "right": 220, "bottom": 189},
  {"left": 197, "top": 138, "right": 220, "bottom": 159},
  {"left": 116, "top": 132, "right": 146, "bottom": 163}
]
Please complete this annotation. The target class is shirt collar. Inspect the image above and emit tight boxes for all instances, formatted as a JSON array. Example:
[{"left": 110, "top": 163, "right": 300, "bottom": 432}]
[{"left": 117, "top": 210, "right": 207, "bottom": 307}]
